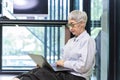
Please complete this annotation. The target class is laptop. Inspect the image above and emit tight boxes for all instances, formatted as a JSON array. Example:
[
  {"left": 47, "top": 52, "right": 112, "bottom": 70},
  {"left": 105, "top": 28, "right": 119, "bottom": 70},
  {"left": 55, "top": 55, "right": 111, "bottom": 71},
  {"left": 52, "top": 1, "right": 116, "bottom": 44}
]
[{"left": 28, "top": 54, "right": 72, "bottom": 72}]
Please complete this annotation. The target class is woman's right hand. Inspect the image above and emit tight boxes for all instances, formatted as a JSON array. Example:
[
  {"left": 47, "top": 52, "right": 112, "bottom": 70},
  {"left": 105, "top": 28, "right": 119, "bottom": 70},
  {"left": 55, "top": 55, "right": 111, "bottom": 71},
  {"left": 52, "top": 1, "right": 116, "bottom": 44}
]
[{"left": 36, "top": 64, "right": 40, "bottom": 68}]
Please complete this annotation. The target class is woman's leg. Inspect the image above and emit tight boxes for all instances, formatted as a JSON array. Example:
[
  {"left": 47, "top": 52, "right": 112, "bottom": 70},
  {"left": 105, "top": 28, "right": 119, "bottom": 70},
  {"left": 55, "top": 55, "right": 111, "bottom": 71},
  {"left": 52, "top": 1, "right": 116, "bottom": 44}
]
[
  {"left": 56, "top": 72, "right": 86, "bottom": 80},
  {"left": 12, "top": 68, "right": 86, "bottom": 80},
  {"left": 12, "top": 68, "right": 57, "bottom": 80}
]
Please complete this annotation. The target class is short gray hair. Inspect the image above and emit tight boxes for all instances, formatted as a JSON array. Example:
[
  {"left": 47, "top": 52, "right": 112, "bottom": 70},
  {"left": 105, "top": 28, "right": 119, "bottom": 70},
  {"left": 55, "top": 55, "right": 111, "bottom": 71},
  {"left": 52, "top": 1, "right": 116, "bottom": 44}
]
[{"left": 68, "top": 10, "right": 88, "bottom": 23}]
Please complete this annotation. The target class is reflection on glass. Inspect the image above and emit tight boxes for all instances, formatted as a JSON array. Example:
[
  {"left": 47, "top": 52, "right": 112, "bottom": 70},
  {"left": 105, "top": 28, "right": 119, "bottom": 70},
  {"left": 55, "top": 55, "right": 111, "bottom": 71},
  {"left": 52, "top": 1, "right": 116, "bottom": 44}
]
[{"left": 91, "top": 0, "right": 109, "bottom": 80}]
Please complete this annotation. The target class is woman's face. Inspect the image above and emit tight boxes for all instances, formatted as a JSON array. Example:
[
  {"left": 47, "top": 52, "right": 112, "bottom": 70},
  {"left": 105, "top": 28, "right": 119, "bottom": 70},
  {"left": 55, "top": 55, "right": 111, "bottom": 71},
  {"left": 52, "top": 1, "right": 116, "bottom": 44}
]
[{"left": 67, "top": 19, "right": 85, "bottom": 37}]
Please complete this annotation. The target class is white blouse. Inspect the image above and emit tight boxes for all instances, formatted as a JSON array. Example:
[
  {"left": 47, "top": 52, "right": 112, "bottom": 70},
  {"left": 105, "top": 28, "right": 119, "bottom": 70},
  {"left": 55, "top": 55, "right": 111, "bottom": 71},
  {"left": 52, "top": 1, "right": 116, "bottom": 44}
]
[{"left": 62, "top": 30, "right": 96, "bottom": 80}]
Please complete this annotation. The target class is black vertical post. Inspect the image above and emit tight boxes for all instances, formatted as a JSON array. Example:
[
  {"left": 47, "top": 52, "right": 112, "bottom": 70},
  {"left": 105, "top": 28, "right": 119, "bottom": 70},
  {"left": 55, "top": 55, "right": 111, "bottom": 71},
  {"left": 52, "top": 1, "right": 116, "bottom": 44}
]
[
  {"left": 69, "top": 0, "right": 76, "bottom": 38},
  {"left": 70, "top": 0, "right": 75, "bottom": 12},
  {"left": 44, "top": 27, "right": 47, "bottom": 58},
  {"left": 109, "top": 0, "right": 120, "bottom": 79},
  {"left": 108, "top": 0, "right": 117, "bottom": 80},
  {"left": 0, "top": 1, "right": 2, "bottom": 72},
  {"left": 0, "top": 26, "right": 2, "bottom": 71},
  {"left": 83, "top": 0, "right": 91, "bottom": 34},
  {"left": 116, "top": 0, "right": 120, "bottom": 79}
]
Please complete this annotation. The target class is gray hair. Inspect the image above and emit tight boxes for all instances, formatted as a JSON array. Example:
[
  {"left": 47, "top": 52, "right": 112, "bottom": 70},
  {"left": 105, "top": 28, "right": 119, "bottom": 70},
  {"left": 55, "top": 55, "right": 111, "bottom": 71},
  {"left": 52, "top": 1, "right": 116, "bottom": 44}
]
[{"left": 68, "top": 10, "right": 88, "bottom": 23}]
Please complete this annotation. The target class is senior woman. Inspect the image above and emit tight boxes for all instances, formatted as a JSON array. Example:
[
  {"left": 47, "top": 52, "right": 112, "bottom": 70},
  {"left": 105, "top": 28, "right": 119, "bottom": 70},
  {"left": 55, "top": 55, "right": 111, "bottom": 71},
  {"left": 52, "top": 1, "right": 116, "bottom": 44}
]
[{"left": 12, "top": 10, "right": 96, "bottom": 80}]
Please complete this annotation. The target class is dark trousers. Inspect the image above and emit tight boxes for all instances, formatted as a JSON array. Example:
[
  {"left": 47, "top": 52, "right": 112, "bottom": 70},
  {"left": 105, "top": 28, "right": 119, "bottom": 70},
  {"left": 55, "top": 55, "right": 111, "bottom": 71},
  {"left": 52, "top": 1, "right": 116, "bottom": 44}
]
[
  {"left": 56, "top": 71, "right": 86, "bottom": 80},
  {"left": 17, "top": 67, "right": 86, "bottom": 80}
]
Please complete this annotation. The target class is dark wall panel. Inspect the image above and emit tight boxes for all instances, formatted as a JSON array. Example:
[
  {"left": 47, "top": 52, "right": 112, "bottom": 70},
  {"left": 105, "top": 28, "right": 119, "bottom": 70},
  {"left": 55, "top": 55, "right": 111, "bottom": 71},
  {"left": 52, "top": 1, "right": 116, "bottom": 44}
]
[
  {"left": 116, "top": 0, "right": 120, "bottom": 79},
  {"left": 109, "top": 0, "right": 120, "bottom": 79}
]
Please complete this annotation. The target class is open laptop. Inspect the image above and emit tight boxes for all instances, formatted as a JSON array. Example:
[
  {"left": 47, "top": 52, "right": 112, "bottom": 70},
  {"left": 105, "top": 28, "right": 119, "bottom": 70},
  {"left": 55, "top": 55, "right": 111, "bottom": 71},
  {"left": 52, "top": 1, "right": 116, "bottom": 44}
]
[{"left": 28, "top": 54, "right": 72, "bottom": 72}]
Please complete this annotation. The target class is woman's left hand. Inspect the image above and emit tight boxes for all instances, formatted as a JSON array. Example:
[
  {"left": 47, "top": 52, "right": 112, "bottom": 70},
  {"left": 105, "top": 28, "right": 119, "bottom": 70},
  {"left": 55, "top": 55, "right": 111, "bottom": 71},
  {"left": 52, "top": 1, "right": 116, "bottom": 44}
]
[{"left": 56, "top": 60, "right": 65, "bottom": 67}]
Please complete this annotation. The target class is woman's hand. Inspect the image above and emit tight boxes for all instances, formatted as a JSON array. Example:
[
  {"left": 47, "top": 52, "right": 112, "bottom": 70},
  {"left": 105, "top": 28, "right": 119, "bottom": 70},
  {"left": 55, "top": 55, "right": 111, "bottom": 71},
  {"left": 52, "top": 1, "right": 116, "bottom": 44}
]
[
  {"left": 12, "top": 78, "right": 20, "bottom": 80},
  {"left": 56, "top": 60, "right": 65, "bottom": 67},
  {"left": 36, "top": 64, "right": 41, "bottom": 68}
]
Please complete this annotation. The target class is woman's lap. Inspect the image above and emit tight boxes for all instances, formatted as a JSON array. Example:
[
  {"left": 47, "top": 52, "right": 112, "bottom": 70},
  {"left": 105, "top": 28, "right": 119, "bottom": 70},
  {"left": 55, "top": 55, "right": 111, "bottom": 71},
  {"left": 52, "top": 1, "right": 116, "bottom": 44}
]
[{"left": 14, "top": 68, "right": 86, "bottom": 80}]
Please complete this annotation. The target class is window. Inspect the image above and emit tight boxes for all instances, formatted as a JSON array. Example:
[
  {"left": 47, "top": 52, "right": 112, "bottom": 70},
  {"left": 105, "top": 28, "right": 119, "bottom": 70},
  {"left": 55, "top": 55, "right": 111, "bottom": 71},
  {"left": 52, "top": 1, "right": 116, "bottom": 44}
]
[
  {"left": 2, "top": 26, "right": 65, "bottom": 70},
  {"left": 1, "top": 0, "right": 69, "bottom": 71},
  {"left": 1, "top": 0, "right": 84, "bottom": 72}
]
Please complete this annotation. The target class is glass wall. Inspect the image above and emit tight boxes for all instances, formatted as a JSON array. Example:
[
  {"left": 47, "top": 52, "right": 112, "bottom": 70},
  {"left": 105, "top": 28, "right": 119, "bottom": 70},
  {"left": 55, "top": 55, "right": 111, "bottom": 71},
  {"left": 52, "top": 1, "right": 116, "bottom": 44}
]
[
  {"left": 1, "top": 0, "right": 70, "bottom": 70},
  {"left": 2, "top": 25, "right": 65, "bottom": 70},
  {"left": 2, "top": 1, "right": 108, "bottom": 78},
  {"left": 91, "top": 0, "right": 109, "bottom": 80},
  {"left": 1, "top": 0, "right": 84, "bottom": 71}
]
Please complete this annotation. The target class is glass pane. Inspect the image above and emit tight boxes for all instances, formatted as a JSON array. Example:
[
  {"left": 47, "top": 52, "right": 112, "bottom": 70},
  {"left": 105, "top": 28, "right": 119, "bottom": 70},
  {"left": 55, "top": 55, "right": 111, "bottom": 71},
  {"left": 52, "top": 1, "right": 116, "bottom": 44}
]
[
  {"left": 91, "top": 0, "right": 109, "bottom": 80},
  {"left": 2, "top": 25, "right": 65, "bottom": 70}
]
